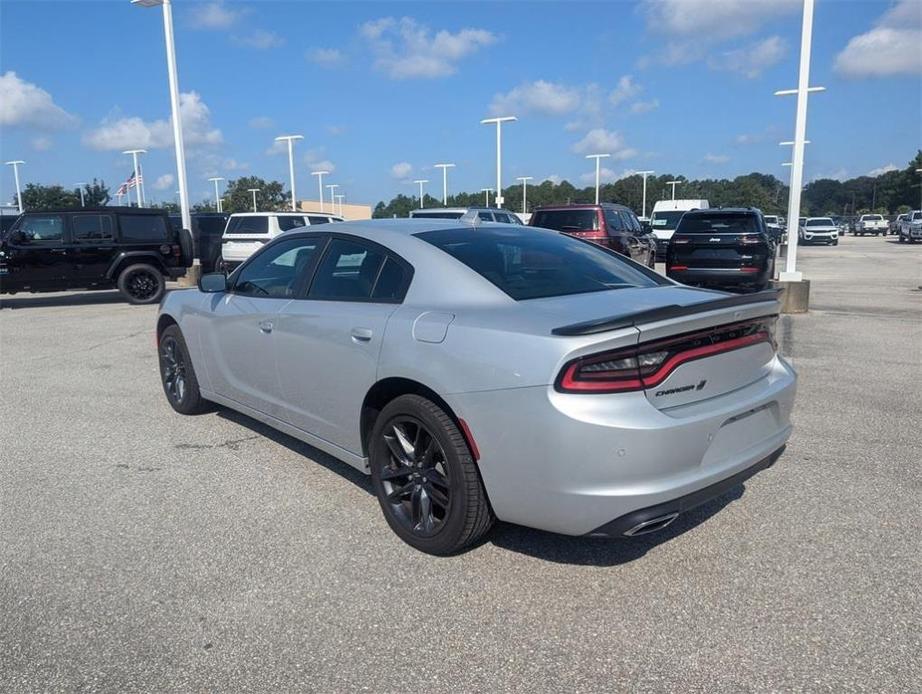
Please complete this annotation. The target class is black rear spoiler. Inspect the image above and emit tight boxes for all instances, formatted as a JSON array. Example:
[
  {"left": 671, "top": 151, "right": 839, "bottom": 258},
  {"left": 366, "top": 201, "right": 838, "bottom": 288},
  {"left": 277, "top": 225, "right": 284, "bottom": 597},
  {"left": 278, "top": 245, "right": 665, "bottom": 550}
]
[{"left": 551, "top": 289, "right": 781, "bottom": 336}]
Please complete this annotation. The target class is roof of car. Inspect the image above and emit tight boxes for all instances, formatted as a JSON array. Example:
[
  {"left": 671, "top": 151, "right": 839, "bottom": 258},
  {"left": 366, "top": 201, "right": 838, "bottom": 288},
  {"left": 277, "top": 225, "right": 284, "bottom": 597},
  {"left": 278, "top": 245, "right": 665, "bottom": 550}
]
[
  {"left": 683, "top": 207, "right": 759, "bottom": 215},
  {"left": 532, "top": 203, "right": 629, "bottom": 211},
  {"left": 411, "top": 207, "right": 507, "bottom": 213},
  {"left": 23, "top": 206, "right": 166, "bottom": 214},
  {"left": 228, "top": 211, "right": 329, "bottom": 217}
]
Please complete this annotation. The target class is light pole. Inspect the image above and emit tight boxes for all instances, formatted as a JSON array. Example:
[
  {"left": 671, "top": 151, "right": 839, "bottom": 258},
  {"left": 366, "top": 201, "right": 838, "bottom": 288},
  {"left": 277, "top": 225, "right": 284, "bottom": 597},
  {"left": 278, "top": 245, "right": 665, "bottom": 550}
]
[
  {"left": 326, "top": 184, "right": 339, "bottom": 214},
  {"left": 414, "top": 179, "right": 429, "bottom": 208},
  {"left": 434, "top": 163, "right": 455, "bottom": 205},
  {"left": 335, "top": 194, "right": 345, "bottom": 217},
  {"left": 123, "top": 149, "right": 147, "bottom": 207},
  {"left": 666, "top": 180, "right": 679, "bottom": 201},
  {"left": 916, "top": 168, "right": 922, "bottom": 209},
  {"left": 131, "top": 0, "right": 191, "bottom": 233},
  {"left": 74, "top": 182, "right": 87, "bottom": 207},
  {"left": 247, "top": 187, "right": 260, "bottom": 212},
  {"left": 774, "top": 0, "right": 825, "bottom": 283},
  {"left": 208, "top": 176, "right": 224, "bottom": 212},
  {"left": 275, "top": 134, "right": 304, "bottom": 211},
  {"left": 311, "top": 170, "right": 329, "bottom": 212},
  {"left": 516, "top": 176, "right": 533, "bottom": 214},
  {"left": 4, "top": 161, "right": 24, "bottom": 213},
  {"left": 481, "top": 188, "right": 493, "bottom": 207},
  {"left": 586, "top": 153, "right": 611, "bottom": 204},
  {"left": 480, "top": 116, "right": 517, "bottom": 208},
  {"left": 637, "top": 170, "right": 654, "bottom": 218}
]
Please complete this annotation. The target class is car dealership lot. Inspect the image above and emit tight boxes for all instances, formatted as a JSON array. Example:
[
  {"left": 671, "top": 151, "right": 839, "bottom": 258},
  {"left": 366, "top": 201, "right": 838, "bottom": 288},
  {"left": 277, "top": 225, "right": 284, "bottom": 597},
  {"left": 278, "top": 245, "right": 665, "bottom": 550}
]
[{"left": 1, "top": 236, "right": 919, "bottom": 691}]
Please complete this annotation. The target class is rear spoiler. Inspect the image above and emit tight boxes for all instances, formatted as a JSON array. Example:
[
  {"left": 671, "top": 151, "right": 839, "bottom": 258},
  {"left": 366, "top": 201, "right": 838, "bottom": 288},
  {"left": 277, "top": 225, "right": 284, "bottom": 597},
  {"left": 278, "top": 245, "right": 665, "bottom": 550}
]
[{"left": 551, "top": 289, "right": 781, "bottom": 336}]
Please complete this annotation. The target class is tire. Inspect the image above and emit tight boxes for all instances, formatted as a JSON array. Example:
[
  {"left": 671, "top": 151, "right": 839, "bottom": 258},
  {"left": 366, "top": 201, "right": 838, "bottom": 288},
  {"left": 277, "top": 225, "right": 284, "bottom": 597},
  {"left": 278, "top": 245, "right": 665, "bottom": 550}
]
[
  {"left": 117, "top": 263, "right": 165, "bottom": 305},
  {"left": 369, "top": 394, "right": 494, "bottom": 555},
  {"left": 898, "top": 235, "right": 904, "bottom": 243},
  {"left": 158, "top": 324, "right": 211, "bottom": 415}
]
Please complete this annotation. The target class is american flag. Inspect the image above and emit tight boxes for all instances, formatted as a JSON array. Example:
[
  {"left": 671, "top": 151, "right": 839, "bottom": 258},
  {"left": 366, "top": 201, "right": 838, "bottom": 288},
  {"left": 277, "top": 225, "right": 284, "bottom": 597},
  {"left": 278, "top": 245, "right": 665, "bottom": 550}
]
[{"left": 116, "top": 170, "right": 142, "bottom": 196}]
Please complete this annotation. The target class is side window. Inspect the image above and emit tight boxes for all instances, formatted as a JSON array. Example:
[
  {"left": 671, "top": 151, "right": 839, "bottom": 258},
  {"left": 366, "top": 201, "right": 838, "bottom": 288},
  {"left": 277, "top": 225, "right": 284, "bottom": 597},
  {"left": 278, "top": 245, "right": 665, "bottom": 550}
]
[
  {"left": 371, "top": 256, "right": 409, "bottom": 301},
  {"left": 604, "top": 209, "right": 624, "bottom": 232},
  {"left": 495, "top": 213, "right": 514, "bottom": 224},
  {"left": 277, "top": 216, "right": 307, "bottom": 231},
  {"left": 73, "top": 214, "right": 114, "bottom": 242},
  {"left": 622, "top": 211, "right": 641, "bottom": 233},
  {"left": 233, "top": 237, "right": 324, "bottom": 299},
  {"left": 478, "top": 211, "right": 494, "bottom": 222},
  {"left": 229, "top": 216, "right": 268, "bottom": 234},
  {"left": 119, "top": 214, "right": 167, "bottom": 242},
  {"left": 307, "top": 216, "right": 330, "bottom": 225},
  {"left": 16, "top": 215, "right": 65, "bottom": 243},
  {"left": 308, "top": 238, "right": 385, "bottom": 301}
]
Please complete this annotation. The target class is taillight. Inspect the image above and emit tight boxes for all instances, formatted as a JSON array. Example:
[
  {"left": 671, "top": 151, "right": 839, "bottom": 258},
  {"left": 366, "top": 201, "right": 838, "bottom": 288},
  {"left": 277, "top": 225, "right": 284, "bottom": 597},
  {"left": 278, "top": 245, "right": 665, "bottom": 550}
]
[
  {"left": 739, "top": 235, "right": 762, "bottom": 245},
  {"left": 556, "top": 317, "right": 777, "bottom": 394},
  {"left": 669, "top": 264, "right": 688, "bottom": 271}
]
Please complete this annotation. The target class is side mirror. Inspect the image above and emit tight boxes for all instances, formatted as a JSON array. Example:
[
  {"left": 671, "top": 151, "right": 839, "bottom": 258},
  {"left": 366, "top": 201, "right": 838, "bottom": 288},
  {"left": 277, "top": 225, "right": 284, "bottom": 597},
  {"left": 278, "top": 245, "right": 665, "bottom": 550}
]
[
  {"left": 198, "top": 272, "right": 228, "bottom": 293},
  {"left": 640, "top": 222, "right": 651, "bottom": 234}
]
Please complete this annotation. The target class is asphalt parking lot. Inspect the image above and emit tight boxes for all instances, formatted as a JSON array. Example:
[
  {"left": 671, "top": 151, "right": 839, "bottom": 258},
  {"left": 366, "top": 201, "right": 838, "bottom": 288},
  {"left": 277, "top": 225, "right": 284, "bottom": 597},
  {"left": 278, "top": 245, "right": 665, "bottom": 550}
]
[{"left": 1, "top": 234, "right": 920, "bottom": 692}]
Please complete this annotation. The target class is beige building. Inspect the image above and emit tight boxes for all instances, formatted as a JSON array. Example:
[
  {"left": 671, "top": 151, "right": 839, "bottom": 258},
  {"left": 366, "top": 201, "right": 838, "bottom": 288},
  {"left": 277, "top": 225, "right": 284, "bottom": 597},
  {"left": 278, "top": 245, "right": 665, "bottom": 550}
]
[{"left": 298, "top": 199, "right": 372, "bottom": 221}]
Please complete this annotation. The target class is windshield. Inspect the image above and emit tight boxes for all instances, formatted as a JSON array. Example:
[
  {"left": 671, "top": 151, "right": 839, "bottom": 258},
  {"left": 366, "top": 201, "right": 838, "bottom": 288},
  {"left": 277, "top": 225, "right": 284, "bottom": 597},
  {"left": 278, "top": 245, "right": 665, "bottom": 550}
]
[
  {"left": 676, "top": 213, "right": 758, "bottom": 234},
  {"left": 531, "top": 209, "right": 600, "bottom": 232},
  {"left": 806, "top": 218, "right": 834, "bottom": 227},
  {"left": 650, "top": 211, "right": 685, "bottom": 230},
  {"left": 417, "top": 227, "right": 664, "bottom": 301},
  {"left": 764, "top": 216, "right": 778, "bottom": 224}
]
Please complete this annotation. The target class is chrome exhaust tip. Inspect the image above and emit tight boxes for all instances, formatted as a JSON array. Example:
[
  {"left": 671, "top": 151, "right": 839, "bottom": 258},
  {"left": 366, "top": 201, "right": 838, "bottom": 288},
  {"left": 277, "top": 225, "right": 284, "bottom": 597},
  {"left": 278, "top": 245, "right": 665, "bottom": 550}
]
[{"left": 624, "top": 512, "right": 680, "bottom": 537}]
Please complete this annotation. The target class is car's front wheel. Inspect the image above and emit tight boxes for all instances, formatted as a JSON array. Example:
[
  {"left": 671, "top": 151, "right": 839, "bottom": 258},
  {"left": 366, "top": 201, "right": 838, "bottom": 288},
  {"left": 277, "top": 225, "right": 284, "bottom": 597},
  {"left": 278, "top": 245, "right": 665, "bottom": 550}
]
[
  {"left": 370, "top": 394, "right": 494, "bottom": 555},
  {"left": 118, "top": 263, "right": 165, "bottom": 304},
  {"left": 158, "top": 324, "right": 211, "bottom": 415}
]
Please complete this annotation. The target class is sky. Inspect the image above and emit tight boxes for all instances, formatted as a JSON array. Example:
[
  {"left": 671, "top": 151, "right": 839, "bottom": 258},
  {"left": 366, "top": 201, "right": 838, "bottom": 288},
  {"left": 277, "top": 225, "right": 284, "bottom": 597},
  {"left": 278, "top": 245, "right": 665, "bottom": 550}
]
[{"left": 1, "top": 0, "right": 920, "bottom": 207}]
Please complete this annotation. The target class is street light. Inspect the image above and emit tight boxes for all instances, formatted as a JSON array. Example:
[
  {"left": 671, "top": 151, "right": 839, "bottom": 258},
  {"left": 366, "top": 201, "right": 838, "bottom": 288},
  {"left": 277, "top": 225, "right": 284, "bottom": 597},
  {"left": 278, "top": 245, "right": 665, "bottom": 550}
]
[
  {"left": 311, "top": 170, "right": 329, "bottom": 212},
  {"left": 208, "top": 176, "right": 224, "bottom": 212},
  {"left": 585, "top": 153, "right": 611, "bottom": 204},
  {"left": 335, "top": 194, "right": 345, "bottom": 217},
  {"left": 247, "top": 187, "right": 260, "bottom": 212},
  {"left": 666, "top": 180, "right": 679, "bottom": 201},
  {"left": 433, "top": 163, "right": 455, "bottom": 205},
  {"left": 774, "top": 0, "right": 824, "bottom": 283},
  {"left": 131, "top": 0, "right": 191, "bottom": 234},
  {"left": 275, "top": 134, "right": 304, "bottom": 211},
  {"left": 414, "top": 179, "right": 429, "bottom": 208},
  {"left": 4, "top": 161, "right": 24, "bottom": 213},
  {"left": 916, "top": 168, "right": 922, "bottom": 209},
  {"left": 123, "top": 149, "right": 147, "bottom": 207},
  {"left": 74, "top": 182, "right": 87, "bottom": 207},
  {"left": 480, "top": 116, "right": 517, "bottom": 208},
  {"left": 326, "top": 183, "right": 339, "bottom": 213},
  {"left": 636, "top": 170, "right": 654, "bottom": 219},
  {"left": 516, "top": 176, "right": 533, "bottom": 214},
  {"left": 481, "top": 188, "right": 493, "bottom": 207}
]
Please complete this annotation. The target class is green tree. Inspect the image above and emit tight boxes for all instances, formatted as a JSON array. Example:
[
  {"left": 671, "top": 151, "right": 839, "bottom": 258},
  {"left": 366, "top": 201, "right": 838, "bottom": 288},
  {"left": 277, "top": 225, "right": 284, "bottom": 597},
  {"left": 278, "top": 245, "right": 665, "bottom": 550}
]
[
  {"left": 223, "top": 176, "right": 288, "bottom": 213},
  {"left": 20, "top": 183, "right": 79, "bottom": 210},
  {"left": 80, "top": 179, "right": 110, "bottom": 207}
]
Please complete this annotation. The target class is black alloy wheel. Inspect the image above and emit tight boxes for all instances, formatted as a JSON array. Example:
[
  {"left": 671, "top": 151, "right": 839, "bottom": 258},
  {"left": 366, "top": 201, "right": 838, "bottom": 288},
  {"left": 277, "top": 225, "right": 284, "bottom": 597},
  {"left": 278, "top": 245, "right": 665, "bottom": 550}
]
[
  {"left": 157, "top": 325, "right": 210, "bottom": 415},
  {"left": 118, "top": 263, "right": 165, "bottom": 304}
]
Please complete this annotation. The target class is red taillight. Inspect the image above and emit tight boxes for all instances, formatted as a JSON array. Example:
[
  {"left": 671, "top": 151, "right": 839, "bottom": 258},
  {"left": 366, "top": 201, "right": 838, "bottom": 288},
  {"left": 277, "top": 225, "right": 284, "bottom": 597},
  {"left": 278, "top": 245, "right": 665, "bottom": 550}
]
[
  {"left": 669, "top": 265, "right": 688, "bottom": 271},
  {"left": 556, "top": 317, "right": 776, "bottom": 394},
  {"left": 739, "top": 235, "right": 762, "bottom": 245},
  {"left": 740, "top": 267, "right": 761, "bottom": 273}
]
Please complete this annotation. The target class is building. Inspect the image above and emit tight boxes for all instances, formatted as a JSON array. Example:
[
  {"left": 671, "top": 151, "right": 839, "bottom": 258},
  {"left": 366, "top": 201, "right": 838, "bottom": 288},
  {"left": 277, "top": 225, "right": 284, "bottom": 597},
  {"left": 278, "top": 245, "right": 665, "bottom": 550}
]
[{"left": 298, "top": 199, "right": 371, "bottom": 221}]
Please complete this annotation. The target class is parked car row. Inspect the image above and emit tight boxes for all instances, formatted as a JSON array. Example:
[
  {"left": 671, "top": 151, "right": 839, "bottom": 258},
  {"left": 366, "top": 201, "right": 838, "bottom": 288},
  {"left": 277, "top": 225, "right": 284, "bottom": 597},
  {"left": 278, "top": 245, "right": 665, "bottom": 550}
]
[
  {"left": 218, "top": 211, "right": 343, "bottom": 272},
  {"left": 898, "top": 210, "right": 922, "bottom": 243}
]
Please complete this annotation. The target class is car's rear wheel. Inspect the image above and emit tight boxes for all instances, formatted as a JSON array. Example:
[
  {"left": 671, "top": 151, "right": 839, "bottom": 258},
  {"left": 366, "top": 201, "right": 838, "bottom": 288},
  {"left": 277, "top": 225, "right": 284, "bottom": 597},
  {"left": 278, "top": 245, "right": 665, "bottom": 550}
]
[
  {"left": 370, "top": 394, "right": 494, "bottom": 555},
  {"left": 158, "top": 324, "right": 210, "bottom": 415},
  {"left": 118, "top": 263, "right": 165, "bottom": 304}
]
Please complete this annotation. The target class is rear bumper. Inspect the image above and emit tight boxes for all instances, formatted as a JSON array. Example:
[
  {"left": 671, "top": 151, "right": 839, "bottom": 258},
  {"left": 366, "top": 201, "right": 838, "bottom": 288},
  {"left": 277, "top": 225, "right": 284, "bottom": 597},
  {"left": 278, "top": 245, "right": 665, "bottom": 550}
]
[
  {"left": 667, "top": 267, "right": 771, "bottom": 286},
  {"left": 166, "top": 267, "right": 187, "bottom": 279}
]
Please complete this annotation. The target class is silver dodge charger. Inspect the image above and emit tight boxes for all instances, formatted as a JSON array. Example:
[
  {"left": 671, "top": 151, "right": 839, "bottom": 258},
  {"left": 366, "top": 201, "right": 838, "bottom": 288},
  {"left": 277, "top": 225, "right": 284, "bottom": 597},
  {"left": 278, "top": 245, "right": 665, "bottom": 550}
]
[{"left": 157, "top": 219, "right": 797, "bottom": 554}]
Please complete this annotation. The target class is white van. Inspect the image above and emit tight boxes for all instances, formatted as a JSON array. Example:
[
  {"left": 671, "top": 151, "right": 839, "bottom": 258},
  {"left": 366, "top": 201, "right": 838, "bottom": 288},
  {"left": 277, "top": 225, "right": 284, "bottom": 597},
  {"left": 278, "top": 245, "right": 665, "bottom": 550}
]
[
  {"left": 650, "top": 199, "right": 709, "bottom": 258},
  {"left": 220, "top": 211, "right": 342, "bottom": 271}
]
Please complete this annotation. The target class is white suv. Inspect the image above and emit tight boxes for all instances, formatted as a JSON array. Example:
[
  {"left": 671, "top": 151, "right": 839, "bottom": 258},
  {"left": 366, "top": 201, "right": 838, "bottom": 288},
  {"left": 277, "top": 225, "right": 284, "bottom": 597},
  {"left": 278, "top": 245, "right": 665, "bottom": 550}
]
[{"left": 220, "top": 212, "right": 342, "bottom": 271}]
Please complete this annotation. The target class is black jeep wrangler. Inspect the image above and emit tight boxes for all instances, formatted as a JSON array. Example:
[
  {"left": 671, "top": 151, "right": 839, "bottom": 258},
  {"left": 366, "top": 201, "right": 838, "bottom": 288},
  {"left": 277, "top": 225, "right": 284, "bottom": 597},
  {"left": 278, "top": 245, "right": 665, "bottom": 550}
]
[{"left": 0, "top": 207, "right": 192, "bottom": 304}]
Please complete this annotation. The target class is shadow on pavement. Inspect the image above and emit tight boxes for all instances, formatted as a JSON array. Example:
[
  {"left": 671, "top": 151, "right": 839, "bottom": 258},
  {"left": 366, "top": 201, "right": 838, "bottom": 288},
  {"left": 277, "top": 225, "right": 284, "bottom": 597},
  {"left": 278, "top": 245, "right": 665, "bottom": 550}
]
[{"left": 0, "top": 290, "right": 125, "bottom": 309}]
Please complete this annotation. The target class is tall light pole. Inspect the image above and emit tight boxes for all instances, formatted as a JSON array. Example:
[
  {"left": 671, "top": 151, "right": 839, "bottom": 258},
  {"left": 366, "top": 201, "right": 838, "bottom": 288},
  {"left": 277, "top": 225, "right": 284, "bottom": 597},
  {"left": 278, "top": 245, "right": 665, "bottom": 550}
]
[
  {"left": 247, "top": 187, "right": 260, "bottom": 212},
  {"left": 275, "top": 134, "right": 303, "bottom": 211},
  {"left": 774, "top": 0, "right": 825, "bottom": 283},
  {"left": 74, "top": 182, "right": 87, "bottom": 207},
  {"left": 123, "top": 149, "right": 147, "bottom": 207},
  {"left": 916, "top": 168, "right": 922, "bottom": 209},
  {"left": 131, "top": 0, "right": 192, "bottom": 233},
  {"left": 480, "top": 116, "right": 517, "bottom": 208},
  {"left": 434, "top": 163, "right": 455, "bottom": 205},
  {"left": 4, "top": 161, "right": 24, "bottom": 213},
  {"left": 335, "top": 194, "right": 345, "bottom": 217},
  {"left": 326, "top": 183, "right": 339, "bottom": 213},
  {"left": 586, "top": 153, "right": 611, "bottom": 204},
  {"left": 666, "top": 180, "right": 679, "bottom": 201},
  {"left": 516, "top": 176, "right": 533, "bottom": 214},
  {"left": 311, "top": 170, "right": 329, "bottom": 212},
  {"left": 481, "top": 188, "right": 493, "bottom": 207},
  {"left": 208, "top": 176, "right": 224, "bottom": 212},
  {"left": 637, "top": 170, "right": 654, "bottom": 219},
  {"left": 414, "top": 179, "right": 429, "bottom": 208}
]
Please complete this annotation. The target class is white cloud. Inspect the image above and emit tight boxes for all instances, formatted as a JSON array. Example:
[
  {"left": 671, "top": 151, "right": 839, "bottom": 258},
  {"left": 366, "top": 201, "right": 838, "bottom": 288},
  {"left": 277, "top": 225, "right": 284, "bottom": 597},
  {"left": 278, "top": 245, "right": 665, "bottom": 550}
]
[
  {"left": 609, "top": 75, "right": 642, "bottom": 106},
  {"left": 630, "top": 98, "right": 660, "bottom": 114},
  {"left": 704, "top": 153, "right": 730, "bottom": 164},
  {"left": 83, "top": 92, "right": 222, "bottom": 151},
  {"left": 735, "top": 133, "right": 762, "bottom": 145},
  {"left": 868, "top": 163, "right": 898, "bottom": 177},
  {"left": 543, "top": 174, "right": 562, "bottom": 185},
  {"left": 0, "top": 71, "right": 78, "bottom": 129},
  {"left": 580, "top": 167, "right": 618, "bottom": 184},
  {"left": 709, "top": 35, "right": 787, "bottom": 78},
  {"left": 153, "top": 173, "right": 175, "bottom": 191},
  {"left": 187, "top": 1, "right": 243, "bottom": 30},
  {"left": 309, "top": 159, "right": 335, "bottom": 173},
  {"left": 835, "top": 0, "right": 921, "bottom": 77},
  {"left": 31, "top": 136, "right": 53, "bottom": 151},
  {"left": 326, "top": 124, "right": 346, "bottom": 136},
  {"left": 223, "top": 158, "right": 248, "bottom": 171},
  {"left": 303, "top": 147, "right": 336, "bottom": 174},
  {"left": 571, "top": 129, "right": 637, "bottom": 160},
  {"left": 360, "top": 17, "right": 496, "bottom": 79},
  {"left": 643, "top": 0, "right": 800, "bottom": 40},
  {"left": 391, "top": 161, "right": 413, "bottom": 179},
  {"left": 248, "top": 116, "right": 274, "bottom": 129},
  {"left": 489, "top": 80, "right": 581, "bottom": 117},
  {"left": 307, "top": 47, "right": 346, "bottom": 67},
  {"left": 233, "top": 30, "right": 285, "bottom": 50}
]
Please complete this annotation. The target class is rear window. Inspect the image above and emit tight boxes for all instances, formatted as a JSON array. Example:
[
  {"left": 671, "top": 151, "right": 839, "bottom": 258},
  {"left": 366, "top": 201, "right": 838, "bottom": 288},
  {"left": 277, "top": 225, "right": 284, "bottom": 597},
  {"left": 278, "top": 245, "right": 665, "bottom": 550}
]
[
  {"left": 650, "top": 211, "right": 685, "bottom": 230},
  {"left": 863, "top": 215, "right": 883, "bottom": 221},
  {"left": 764, "top": 216, "right": 778, "bottom": 223},
  {"left": 227, "top": 216, "right": 269, "bottom": 234},
  {"left": 278, "top": 216, "right": 307, "bottom": 231},
  {"left": 532, "top": 209, "right": 600, "bottom": 232},
  {"left": 418, "top": 227, "right": 663, "bottom": 301},
  {"left": 676, "top": 213, "right": 759, "bottom": 234},
  {"left": 806, "top": 218, "right": 834, "bottom": 227},
  {"left": 119, "top": 214, "right": 167, "bottom": 242},
  {"left": 411, "top": 211, "right": 464, "bottom": 219},
  {"left": 307, "top": 216, "right": 330, "bottom": 225}
]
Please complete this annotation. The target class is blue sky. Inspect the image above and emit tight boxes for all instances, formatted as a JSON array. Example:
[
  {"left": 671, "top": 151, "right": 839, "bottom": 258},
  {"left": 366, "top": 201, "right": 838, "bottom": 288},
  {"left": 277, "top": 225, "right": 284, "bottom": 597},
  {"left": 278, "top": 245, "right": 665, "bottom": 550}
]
[{"left": 1, "top": 0, "right": 920, "bottom": 207}]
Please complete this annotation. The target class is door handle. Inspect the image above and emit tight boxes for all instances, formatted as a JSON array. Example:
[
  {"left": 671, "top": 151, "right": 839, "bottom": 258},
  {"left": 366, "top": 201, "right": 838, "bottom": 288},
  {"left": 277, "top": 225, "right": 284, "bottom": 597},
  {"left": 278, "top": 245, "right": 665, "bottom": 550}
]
[
  {"left": 258, "top": 319, "right": 274, "bottom": 334},
  {"left": 351, "top": 327, "right": 373, "bottom": 342}
]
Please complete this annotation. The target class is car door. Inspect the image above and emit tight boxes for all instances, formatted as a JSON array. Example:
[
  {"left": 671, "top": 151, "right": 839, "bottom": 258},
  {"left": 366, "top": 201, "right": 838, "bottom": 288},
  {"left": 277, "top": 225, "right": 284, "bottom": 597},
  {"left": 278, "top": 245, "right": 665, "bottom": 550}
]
[
  {"left": 2, "top": 214, "right": 71, "bottom": 289},
  {"left": 622, "top": 210, "right": 651, "bottom": 265},
  {"left": 200, "top": 234, "right": 328, "bottom": 417},
  {"left": 69, "top": 213, "right": 116, "bottom": 283},
  {"left": 272, "top": 235, "right": 413, "bottom": 454}
]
